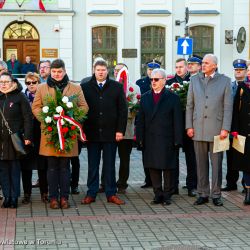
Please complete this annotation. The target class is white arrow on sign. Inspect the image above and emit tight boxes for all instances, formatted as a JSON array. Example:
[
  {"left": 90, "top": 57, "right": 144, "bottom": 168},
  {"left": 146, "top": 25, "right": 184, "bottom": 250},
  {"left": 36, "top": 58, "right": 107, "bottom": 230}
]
[{"left": 181, "top": 39, "right": 189, "bottom": 54}]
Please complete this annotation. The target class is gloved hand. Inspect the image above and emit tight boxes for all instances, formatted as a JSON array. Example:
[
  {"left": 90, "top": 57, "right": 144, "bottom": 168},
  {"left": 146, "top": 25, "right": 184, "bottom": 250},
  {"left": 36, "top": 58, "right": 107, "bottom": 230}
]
[{"left": 231, "top": 132, "right": 238, "bottom": 139}]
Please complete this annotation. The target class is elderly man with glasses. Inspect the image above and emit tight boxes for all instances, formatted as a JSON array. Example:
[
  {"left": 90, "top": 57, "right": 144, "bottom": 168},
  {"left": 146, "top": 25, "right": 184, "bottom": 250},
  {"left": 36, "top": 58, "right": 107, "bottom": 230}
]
[{"left": 136, "top": 68, "right": 183, "bottom": 205}]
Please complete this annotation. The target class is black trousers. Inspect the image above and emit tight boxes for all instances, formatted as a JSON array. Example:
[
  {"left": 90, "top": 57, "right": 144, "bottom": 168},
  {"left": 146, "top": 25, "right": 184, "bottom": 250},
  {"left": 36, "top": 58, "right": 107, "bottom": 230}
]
[
  {"left": 142, "top": 150, "right": 152, "bottom": 185},
  {"left": 21, "top": 169, "right": 32, "bottom": 195},
  {"left": 149, "top": 168, "right": 175, "bottom": 200},
  {"left": 70, "top": 141, "right": 82, "bottom": 188},
  {"left": 117, "top": 139, "right": 133, "bottom": 189},
  {"left": 225, "top": 141, "right": 239, "bottom": 188}
]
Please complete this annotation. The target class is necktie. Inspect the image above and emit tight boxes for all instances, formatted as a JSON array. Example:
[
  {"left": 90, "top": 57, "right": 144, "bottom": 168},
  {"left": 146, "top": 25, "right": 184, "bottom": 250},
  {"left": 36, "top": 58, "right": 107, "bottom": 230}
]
[{"left": 99, "top": 83, "right": 103, "bottom": 89}]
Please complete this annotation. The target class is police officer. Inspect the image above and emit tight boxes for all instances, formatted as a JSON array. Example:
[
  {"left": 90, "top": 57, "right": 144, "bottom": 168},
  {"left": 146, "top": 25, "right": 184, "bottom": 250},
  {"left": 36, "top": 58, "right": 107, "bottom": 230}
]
[
  {"left": 136, "top": 60, "right": 161, "bottom": 188},
  {"left": 222, "top": 59, "right": 247, "bottom": 192},
  {"left": 187, "top": 56, "right": 202, "bottom": 76}
]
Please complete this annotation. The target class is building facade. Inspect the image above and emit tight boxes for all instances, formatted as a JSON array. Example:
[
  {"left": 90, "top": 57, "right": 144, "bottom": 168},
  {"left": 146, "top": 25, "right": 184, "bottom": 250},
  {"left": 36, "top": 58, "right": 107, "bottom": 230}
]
[{"left": 0, "top": 0, "right": 249, "bottom": 82}]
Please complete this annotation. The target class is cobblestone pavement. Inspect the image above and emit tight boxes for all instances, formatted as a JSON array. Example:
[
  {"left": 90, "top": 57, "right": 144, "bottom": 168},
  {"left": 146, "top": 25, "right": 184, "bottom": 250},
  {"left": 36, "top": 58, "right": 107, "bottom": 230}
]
[{"left": 1, "top": 149, "right": 250, "bottom": 250}]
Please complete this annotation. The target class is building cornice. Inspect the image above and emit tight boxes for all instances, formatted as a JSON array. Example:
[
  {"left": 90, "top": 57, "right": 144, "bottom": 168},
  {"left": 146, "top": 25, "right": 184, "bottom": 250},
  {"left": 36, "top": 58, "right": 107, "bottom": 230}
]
[
  {"left": 189, "top": 10, "right": 220, "bottom": 15},
  {"left": 137, "top": 10, "right": 171, "bottom": 16},
  {"left": 88, "top": 10, "right": 122, "bottom": 16},
  {"left": 0, "top": 9, "right": 75, "bottom": 16}
]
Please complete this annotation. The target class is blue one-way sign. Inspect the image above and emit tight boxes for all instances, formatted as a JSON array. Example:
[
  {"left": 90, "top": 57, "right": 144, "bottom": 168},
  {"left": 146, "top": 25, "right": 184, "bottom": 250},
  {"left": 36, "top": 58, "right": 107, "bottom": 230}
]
[{"left": 177, "top": 38, "right": 193, "bottom": 55}]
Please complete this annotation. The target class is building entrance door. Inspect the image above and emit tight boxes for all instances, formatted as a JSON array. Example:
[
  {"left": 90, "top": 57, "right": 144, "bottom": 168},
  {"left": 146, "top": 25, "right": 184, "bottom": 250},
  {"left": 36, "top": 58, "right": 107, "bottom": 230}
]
[
  {"left": 3, "top": 21, "right": 40, "bottom": 75},
  {"left": 4, "top": 40, "right": 40, "bottom": 65}
]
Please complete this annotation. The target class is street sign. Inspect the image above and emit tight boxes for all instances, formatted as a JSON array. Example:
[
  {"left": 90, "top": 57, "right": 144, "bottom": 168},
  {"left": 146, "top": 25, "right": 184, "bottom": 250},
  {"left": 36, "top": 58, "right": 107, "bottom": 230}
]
[{"left": 177, "top": 38, "right": 193, "bottom": 55}]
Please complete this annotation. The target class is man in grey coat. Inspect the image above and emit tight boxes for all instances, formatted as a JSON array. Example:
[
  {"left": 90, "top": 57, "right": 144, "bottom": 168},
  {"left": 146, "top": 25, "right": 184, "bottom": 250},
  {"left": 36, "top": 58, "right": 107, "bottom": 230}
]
[{"left": 186, "top": 54, "right": 233, "bottom": 206}]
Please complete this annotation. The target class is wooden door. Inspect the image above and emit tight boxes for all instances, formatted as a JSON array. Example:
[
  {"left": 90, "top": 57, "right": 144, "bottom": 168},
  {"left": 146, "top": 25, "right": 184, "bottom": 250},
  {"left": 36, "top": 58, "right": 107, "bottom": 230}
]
[{"left": 3, "top": 40, "right": 40, "bottom": 65}]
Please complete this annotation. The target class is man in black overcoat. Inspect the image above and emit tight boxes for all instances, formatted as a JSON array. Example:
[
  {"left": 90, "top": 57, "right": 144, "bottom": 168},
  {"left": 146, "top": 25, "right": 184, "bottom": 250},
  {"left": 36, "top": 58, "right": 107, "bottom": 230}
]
[
  {"left": 136, "top": 68, "right": 183, "bottom": 205},
  {"left": 136, "top": 60, "right": 161, "bottom": 189},
  {"left": 81, "top": 60, "right": 128, "bottom": 205}
]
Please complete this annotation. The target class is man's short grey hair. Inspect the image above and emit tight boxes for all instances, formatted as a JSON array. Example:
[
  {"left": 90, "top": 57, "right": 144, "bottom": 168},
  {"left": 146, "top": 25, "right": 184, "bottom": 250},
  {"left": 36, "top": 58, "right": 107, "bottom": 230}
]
[
  {"left": 0, "top": 60, "right": 7, "bottom": 69},
  {"left": 151, "top": 68, "right": 167, "bottom": 78},
  {"left": 203, "top": 54, "right": 218, "bottom": 65}
]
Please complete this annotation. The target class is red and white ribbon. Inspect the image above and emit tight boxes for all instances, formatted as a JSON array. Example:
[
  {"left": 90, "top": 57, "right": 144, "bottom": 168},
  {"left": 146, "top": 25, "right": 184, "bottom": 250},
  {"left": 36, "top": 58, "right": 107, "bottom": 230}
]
[{"left": 54, "top": 110, "right": 86, "bottom": 151}]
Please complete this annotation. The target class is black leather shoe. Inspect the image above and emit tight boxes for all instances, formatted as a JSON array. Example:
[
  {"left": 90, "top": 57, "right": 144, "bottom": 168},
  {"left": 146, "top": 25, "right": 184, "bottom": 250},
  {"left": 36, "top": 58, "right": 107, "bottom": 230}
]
[
  {"left": 172, "top": 188, "right": 179, "bottom": 195},
  {"left": 221, "top": 186, "right": 237, "bottom": 191},
  {"left": 71, "top": 187, "right": 80, "bottom": 195},
  {"left": 188, "top": 189, "right": 196, "bottom": 197},
  {"left": 150, "top": 197, "right": 162, "bottom": 205},
  {"left": 10, "top": 198, "right": 18, "bottom": 209},
  {"left": 1, "top": 197, "right": 10, "bottom": 208},
  {"left": 213, "top": 198, "right": 223, "bottom": 206},
  {"left": 141, "top": 183, "right": 152, "bottom": 188},
  {"left": 194, "top": 197, "right": 209, "bottom": 205},
  {"left": 162, "top": 199, "right": 171, "bottom": 206}
]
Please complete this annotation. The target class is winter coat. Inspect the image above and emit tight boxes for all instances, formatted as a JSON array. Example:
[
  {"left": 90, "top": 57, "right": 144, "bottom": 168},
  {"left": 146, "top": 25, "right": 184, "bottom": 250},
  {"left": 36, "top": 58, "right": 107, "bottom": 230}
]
[
  {"left": 81, "top": 75, "right": 128, "bottom": 142},
  {"left": 231, "top": 82, "right": 250, "bottom": 172},
  {"left": 136, "top": 76, "right": 151, "bottom": 95},
  {"left": 166, "top": 73, "right": 190, "bottom": 86},
  {"left": 186, "top": 72, "right": 233, "bottom": 142},
  {"left": 32, "top": 82, "right": 89, "bottom": 157},
  {"left": 136, "top": 88, "right": 183, "bottom": 170},
  {"left": 21, "top": 63, "right": 37, "bottom": 75},
  {"left": 0, "top": 83, "right": 33, "bottom": 160},
  {"left": 6, "top": 60, "right": 22, "bottom": 76}
]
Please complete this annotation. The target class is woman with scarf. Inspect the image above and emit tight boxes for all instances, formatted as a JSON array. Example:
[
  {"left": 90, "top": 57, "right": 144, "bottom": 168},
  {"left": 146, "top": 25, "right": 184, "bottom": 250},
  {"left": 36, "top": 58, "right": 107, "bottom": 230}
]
[
  {"left": 0, "top": 72, "right": 33, "bottom": 208},
  {"left": 32, "top": 59, "right": 89, "bottom": 209},
  {"left": 20, "top": 72, "right": 49, "bottom": 204}
]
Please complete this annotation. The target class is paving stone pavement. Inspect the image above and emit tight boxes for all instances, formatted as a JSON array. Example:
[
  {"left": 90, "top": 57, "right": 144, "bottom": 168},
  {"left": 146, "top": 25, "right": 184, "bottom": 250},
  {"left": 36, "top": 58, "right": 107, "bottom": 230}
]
[{"left": 1, "top": 148, "right": 250, "bottom": 250}]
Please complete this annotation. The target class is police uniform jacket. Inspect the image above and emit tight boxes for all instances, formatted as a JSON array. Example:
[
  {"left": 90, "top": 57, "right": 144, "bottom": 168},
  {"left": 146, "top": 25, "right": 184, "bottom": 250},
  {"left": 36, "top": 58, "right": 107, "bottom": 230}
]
[
  {"left": 81, "top": 74, "right": 128, "bottom": 142},
  {"left": 136, "top": 76, "right": 151, "bottom": 95}
]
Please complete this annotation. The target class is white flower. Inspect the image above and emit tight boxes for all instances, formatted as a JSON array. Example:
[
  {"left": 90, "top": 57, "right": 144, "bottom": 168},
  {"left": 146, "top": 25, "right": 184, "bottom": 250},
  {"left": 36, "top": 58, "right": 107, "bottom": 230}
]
[
  {"left": 45, "top": 116, "right": 52, "bottom": 123},
  {"left": 42, "top": 106, "right": 49, "bottom": 113},
  {"left": 56, "top": 106, "right": 63, "bottom": 113},
  {"left": 61, "top": 119, "right": 65, "bottom": 125},
  {"left": 62, "top": 96, "right": 69, "bottom": 103},
  {"left": 66, "top": 102, "right": 73, "bottom": 108}
]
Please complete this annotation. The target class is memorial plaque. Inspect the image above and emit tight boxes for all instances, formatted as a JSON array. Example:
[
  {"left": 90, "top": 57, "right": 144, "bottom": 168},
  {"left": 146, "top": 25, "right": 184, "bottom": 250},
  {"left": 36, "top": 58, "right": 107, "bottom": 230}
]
[
  {"left": 42, "top": 48, "right": 58, "bottom": 58},
  {"left": 122, "top": 49, "right": 137, "bottom": 58}
]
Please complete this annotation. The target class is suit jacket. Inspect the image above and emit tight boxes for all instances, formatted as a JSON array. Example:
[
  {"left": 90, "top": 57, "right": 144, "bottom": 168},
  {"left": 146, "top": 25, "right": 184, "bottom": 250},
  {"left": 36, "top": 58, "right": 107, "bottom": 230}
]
[
  {"left": 81, "top": 75, "right": 128, "bottom": 142},
  {"left": 186, "top": 72, "right": 233, "bottom": 142},
  {"left": 32, "top": 82, "right": 89, "bottom": 157},
  {"left": 136, "top": 88, "right": 183, "bottom": 170}
]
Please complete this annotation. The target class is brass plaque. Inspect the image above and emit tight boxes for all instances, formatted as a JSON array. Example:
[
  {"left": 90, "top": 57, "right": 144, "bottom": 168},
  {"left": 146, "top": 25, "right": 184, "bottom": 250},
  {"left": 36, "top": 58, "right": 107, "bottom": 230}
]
[
  {"left": 42, "top": 48, "right": 58, "bottom": 58},
  {"left": 122, "top": 49, "right": 137, "bottom": 58}
]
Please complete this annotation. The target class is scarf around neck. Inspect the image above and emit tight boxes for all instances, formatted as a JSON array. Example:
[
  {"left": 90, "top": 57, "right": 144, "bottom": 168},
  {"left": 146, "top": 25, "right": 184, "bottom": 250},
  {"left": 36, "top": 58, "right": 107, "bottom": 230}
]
[{"left": 47, "top": 74, "right": 69, "bottom": 93}]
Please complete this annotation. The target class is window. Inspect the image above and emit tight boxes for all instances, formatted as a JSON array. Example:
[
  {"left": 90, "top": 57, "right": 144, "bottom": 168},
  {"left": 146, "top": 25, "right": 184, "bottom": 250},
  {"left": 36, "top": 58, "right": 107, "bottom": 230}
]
[
  {"left": 141, "top": 26, "right": 165, "bottom": 76},
  {"left": 92, "top": 26, "right": 117, "bottom": 76},
  {"left": 189, "top": 26, "right": 214, "bottom": 58},
  {"left": 4, "top": 21, "right": 39, "bottom": 40}
]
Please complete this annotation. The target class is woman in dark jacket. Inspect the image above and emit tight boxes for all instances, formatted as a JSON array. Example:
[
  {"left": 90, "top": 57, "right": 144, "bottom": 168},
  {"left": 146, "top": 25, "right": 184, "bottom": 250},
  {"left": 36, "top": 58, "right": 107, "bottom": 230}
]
[
  {"left": 0, "top": 72, "right": 33, "bottom": 208},
  {"left": 231, "top": 81, "right": 250, "bottom": 205},
  {"left": 20, "top": 72, "right": 48, "bottom": 204}
]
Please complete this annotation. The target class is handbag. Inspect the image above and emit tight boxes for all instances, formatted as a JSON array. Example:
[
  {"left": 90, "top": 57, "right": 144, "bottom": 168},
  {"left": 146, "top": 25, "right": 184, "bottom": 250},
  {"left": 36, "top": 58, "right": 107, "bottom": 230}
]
[{"left": 0, "top": 108, "right": 27, "bottom": 156}]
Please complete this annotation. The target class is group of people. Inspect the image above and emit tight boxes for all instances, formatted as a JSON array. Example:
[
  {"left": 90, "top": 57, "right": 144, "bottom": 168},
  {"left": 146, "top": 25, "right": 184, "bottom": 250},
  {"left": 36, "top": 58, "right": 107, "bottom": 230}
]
[
  {"left": 0, "top": 52, "right": 249, "bottom": 209},
  {"left": 6, "top": 54, "right": 37, "bottom": 76}
]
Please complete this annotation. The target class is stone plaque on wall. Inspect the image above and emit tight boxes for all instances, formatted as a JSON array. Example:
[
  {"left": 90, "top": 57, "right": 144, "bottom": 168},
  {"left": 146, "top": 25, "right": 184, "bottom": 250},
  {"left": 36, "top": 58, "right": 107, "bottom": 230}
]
[{"left": 122, "top": 49, "right": 137, "bottom": 58}]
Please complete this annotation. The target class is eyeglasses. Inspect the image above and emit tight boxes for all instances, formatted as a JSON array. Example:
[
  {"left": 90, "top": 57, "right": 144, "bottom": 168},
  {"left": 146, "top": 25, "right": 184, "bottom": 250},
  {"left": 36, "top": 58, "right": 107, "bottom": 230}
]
[
  {"left": 0, "top": 81, "right": 12, "bottom": 85},
  {"left": 40, "top": 66, "right": 50, "bottom": 70},
  {"left": 150, "top": 78, "right": 164, "bottom": 82},
  {"left": 25, "top": 81, "right": 38, "bottom": 86}
]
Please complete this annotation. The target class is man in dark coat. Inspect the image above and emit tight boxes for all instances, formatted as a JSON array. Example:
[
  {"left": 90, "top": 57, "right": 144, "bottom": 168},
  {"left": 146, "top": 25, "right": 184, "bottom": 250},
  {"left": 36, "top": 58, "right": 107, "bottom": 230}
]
[
  {"left": 21, "top": 56, "right": 37, "bottom": 75},
  {"left": 166, "top": 58, "right": 196, "bottom": 197},
  {"left": 81, "top": 60, "right": 128, "bottom": 205},
  {"left": 136, "top": 60, "right": 161, "bottom": 189},
  {"left": 222, "top": 59, "right": 247, "bottom": 192},
  {"left": 136, "top": 68, "right": 183, "bottom": 205}
]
